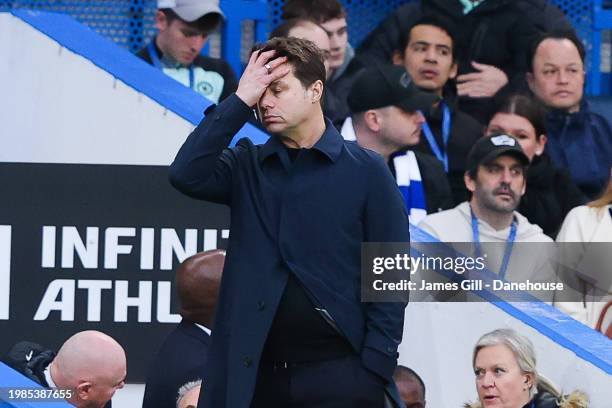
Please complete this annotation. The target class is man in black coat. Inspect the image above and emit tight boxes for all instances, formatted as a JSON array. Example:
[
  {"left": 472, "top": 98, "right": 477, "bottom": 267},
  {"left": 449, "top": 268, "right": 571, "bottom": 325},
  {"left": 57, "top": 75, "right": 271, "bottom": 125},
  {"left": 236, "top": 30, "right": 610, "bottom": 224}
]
[
  {"left": 3, "top": 331, "right": 126, "bottom": 408},
  {"left": 392, "top": 15, "right": 483, "bottom": 204},
  {"left": 345, "top": 64, "right": 454, "bottom": 222},
  {"left": 169, "top": 37, "right": 409, "bottom": 407},
  {"left": 142, "top": 249, "right": 224, "bottom": 408}
]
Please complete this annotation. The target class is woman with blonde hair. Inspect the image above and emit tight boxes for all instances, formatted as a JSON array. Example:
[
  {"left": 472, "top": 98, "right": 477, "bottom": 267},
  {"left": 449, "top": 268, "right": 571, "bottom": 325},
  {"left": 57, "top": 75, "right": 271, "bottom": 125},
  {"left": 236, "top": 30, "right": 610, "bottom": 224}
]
[
  {"left": 465, "top": 328, "right": 587, "bottom": 408},
  {"left": 556, "top": 172, "right": 612, "bottom": 336}
]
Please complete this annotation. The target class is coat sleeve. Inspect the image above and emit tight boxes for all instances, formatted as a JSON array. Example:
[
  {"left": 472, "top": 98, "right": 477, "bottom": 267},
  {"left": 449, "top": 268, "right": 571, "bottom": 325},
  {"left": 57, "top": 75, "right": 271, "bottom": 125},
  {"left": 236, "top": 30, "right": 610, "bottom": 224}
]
[
  {"left": 168, "top": 94, "right": 253, "bottom": 204},
  {"left": 360, "top": 154, "right": 410, "bottom": 383}
]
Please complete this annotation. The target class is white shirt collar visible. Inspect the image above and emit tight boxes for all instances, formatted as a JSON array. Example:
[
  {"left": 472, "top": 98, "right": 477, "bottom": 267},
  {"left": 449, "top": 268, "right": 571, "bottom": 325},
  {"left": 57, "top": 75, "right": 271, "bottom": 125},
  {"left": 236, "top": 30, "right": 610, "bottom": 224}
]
[
  {"left": 44, "top": 363, "right": 57, "bottom": 388},
  {"left": 194, "top": 323, "right": 212, "bottom": 336}
]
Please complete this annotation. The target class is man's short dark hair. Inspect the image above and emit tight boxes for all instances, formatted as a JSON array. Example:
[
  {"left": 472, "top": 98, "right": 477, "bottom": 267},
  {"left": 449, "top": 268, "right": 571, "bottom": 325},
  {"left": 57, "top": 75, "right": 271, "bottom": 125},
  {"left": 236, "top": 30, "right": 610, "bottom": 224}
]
[
  {"left": 527, "top": 30, "right": 586, "bottom": 72},
  {"left": 270, "top": 18, "right": 320, "bottom": 39},
  {"left": 253, "top": 37, "right": 326, "bottom": 89},
  {"left": 393, "top": 365, "right": 426, "bottom": 398},
  {"left": 398, "top": 14, "right": 459, "bottom": 62},
  {"left": 160, "top": 8, "right": 223, "bottom": 34},
  {"left": 281, "top": 0, "right": 345, "bottom": 24}
]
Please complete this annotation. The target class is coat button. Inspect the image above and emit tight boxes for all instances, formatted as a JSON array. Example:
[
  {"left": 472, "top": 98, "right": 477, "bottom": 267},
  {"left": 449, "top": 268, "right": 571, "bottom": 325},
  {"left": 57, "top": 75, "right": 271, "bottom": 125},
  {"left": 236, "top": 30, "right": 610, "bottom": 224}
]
[
  {"left": 257, "top": 300, "right": 266, "bottom": 311},
  {"left": 243, "top": 357, "right": 252, "bottom": 367},
  {"left": 386, "top": 346, "right": 395, "bottom": 354}
]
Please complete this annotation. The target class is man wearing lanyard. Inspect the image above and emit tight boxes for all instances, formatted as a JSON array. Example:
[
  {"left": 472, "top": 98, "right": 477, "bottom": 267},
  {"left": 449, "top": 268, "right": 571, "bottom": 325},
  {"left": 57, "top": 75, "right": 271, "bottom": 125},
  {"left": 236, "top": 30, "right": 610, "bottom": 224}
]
[
  {"left": 137, "top": 0, "right": 237, "bottom": 104},
  {"left": 392, "top": 15, "right": 483, "bottom": 205},
  {"left": 418, "top": 135, "right": 553, "bottom": 282}
]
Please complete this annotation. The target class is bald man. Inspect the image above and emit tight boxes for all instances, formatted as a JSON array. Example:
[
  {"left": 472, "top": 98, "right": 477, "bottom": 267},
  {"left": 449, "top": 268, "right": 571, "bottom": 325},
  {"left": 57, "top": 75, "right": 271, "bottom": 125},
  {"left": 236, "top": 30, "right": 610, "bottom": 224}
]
[
  {"left": 142, "top": 249, "right": 225, "bottom": 408},
  {"left": 393, "top": 365, "right": 426, "bottom": 408},
  {"left": 3, "top": 330, "right": 126, "bottom": 408}
]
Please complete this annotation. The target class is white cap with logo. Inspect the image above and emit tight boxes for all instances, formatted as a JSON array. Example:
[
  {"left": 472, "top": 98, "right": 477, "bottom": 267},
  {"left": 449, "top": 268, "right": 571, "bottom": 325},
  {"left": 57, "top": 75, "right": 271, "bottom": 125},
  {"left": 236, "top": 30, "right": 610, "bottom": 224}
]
[{"left": 157, "top": 0, "right": 225, "bottom": 22}]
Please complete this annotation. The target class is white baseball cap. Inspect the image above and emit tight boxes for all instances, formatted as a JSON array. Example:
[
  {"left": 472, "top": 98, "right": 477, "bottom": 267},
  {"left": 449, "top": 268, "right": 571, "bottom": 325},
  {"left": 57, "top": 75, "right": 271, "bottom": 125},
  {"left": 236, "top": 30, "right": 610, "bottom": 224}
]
[{"left": 158, "top": 0, "right": 225, "bottom": 22}]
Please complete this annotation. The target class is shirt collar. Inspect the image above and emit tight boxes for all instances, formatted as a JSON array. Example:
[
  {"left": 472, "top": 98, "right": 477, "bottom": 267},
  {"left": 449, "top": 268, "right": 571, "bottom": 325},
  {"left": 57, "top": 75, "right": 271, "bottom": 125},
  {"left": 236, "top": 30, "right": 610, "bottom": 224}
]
[
  {"left": 44, "top": 364, "right": 57, "bottom": 388},
  {"left": 258, "top": 118, "right": 344, "bottom": 163},
  {"left": 194, "top": 323, "right": 212, "bottom": 336}
]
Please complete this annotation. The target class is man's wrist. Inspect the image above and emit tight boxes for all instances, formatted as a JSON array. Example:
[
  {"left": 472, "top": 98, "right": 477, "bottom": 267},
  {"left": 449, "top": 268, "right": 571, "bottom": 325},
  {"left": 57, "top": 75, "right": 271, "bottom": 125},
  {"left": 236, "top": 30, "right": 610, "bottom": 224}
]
[{"left": 235, "top": 90, "right": 257, "bottom": 108}]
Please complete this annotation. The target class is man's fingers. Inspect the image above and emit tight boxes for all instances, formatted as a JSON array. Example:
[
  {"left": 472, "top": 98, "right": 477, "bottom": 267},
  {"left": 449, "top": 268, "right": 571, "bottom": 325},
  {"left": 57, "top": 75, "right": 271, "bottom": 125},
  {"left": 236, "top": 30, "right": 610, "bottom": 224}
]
[
  {"left": 456, "top": 72, "right": 483, "bottom": 83},
  {"left": 247, "top": 50, "right": 258, "bottom": 67},
  {"left": 266, "top": 56, "right": 288, "bottom": 71},
  {"left": 268, "top": 64, "right": 291, "bottom": 82},
  {"left": 457, "top": 82, "right": 477, "bottom": 96},
  {"left": 254, "top": 49, "right": 277, "bottom": 66}
]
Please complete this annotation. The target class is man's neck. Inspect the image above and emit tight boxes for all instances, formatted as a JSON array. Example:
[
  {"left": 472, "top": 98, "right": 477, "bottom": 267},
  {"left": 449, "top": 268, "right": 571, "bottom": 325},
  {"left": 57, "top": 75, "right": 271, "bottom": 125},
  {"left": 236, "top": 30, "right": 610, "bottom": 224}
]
[
  {"left": 470, "top": 200, "right": 514, "bottom": 231},
  {"left": 279, "top": 112, "right": 327, "bottom": 149}
]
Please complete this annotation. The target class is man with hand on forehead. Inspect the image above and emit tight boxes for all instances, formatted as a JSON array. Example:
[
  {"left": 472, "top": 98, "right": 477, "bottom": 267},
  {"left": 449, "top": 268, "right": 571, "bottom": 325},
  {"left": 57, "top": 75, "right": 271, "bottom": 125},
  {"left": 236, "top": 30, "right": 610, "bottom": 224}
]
[{"left": 170, "top": 37, "right": 409, "bottom": 408}]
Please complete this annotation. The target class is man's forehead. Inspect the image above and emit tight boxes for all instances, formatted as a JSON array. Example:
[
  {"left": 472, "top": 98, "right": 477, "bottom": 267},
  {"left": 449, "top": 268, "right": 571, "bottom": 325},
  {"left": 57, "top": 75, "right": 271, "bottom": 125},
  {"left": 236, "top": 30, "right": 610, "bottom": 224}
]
[
  {"left": 535, "top": 39, "right": 581, "bottom": 62},
  {"left": 485, "top": 154, "right": 523, "bottom": 166},
  {"left": 269, "top": 67, "right": 296, "bottom": 87},
  {"left": 171, "top": 18, "right": 206, "bottom": 34},
  {"left": 289, "top": 25, "right": 331, "bottom": 50},
  {"left": 409, "top": 24, "right": 453, "bottom": 45},
  {"left": 320, "top": 17, "right": 347, "bottom": 31}
]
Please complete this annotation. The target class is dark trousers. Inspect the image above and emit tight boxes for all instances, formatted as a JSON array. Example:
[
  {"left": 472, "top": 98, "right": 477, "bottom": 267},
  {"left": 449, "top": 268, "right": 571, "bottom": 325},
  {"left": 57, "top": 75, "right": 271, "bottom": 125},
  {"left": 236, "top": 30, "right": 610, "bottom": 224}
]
[{"left": 250, "top": 355, "right": 386, "bottom": 408}]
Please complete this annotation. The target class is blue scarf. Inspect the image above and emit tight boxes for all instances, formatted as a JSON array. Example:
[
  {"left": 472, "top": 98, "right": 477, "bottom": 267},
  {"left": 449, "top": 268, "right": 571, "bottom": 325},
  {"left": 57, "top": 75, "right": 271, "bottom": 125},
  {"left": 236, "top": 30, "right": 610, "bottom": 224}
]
[{"left": 393, "top": 151, "right": 427, "bottom": 224}]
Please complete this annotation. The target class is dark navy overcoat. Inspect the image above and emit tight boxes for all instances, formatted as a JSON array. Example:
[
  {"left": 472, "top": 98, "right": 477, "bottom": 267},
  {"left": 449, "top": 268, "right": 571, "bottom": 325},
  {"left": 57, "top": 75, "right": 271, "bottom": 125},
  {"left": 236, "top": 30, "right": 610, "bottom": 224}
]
[{"left": 169, "top": 94, "right": 410, "bottom": 407}]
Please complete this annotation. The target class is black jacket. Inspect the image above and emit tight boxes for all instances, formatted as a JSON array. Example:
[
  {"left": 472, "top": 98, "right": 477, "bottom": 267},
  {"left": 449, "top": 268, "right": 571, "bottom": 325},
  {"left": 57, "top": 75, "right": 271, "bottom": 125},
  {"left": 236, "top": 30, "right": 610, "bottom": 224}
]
[
  {"left": 357, "top": 0, "right": 572, "bottom": 123},
  {"left": 519, "top": 153, "right": 586, "bottom": 238},
  {"left": 142, "top": 319, "right": 210, "bottom": 408},
  {"left": 169, "top": 94, "right": 409, "bottom": 407},
  {"left": 414, "top": 95, "right": 483, "bottom": 205},
  {"left": 416, "top": 151, "right": 455, "bottom": 214},
  {"left": 545, "top": 100, "right": 612, "bottom": 200}
]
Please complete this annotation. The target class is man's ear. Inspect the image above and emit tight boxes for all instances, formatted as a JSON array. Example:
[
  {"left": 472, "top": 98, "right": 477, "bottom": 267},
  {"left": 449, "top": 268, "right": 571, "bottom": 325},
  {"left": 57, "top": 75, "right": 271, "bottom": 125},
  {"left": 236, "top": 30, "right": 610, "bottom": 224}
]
[
  {"left": 363, "top": 110, "right": 382, "bottom": 132},
  {"left": 449, "top": 61, "right": 458, "bottom": 80},
  {"left": 155, "top": 10, "right": 168, "bottom": 31},
  {"left": 464, "top": 171, "right": 476, "bottom": 193},
  {"left": 76, "top": 382, "right": 92, "bottom": 401},
  {"left": 309, "top": 80, "right": 324, "bottom": 104}
]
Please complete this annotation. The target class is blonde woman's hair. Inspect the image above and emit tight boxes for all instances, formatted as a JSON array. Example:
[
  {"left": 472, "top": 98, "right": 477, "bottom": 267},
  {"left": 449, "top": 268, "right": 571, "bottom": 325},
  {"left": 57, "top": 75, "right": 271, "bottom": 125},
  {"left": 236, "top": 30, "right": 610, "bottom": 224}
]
[{"left": 472, "top": 329, "right": 560, "bottom": 400}]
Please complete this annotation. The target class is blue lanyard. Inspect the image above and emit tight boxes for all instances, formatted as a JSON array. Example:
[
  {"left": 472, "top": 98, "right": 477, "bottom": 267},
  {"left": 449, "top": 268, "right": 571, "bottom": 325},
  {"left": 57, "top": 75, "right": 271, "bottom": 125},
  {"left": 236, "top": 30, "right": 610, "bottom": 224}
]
[
  {"left": 147, "top": 41, "right": 195, "bottom": 90},
  {"left": 470, "top": 207, "right": 517, "bottom": 280},
  {"left": 421, "top": 102, "right": 451, "bottom": 173}
]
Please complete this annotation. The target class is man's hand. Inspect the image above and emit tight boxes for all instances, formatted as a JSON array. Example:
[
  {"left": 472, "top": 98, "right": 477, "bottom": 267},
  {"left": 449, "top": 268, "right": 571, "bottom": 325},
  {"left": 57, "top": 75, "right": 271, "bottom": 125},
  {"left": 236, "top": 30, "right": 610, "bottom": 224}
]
[
  {"left": 235, "top": 50, "right": 289, "bottom": 107},
  {"left": 456, "top": 61, "right": 508, "bottom": 98}
]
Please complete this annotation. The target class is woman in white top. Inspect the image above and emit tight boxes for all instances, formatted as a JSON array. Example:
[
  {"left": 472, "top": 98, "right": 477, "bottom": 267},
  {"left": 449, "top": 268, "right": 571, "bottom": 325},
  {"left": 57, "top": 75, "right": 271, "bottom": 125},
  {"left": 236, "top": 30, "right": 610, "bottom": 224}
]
[{"left": 556, "top": 173, "right": 612, "bottom": 337}]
